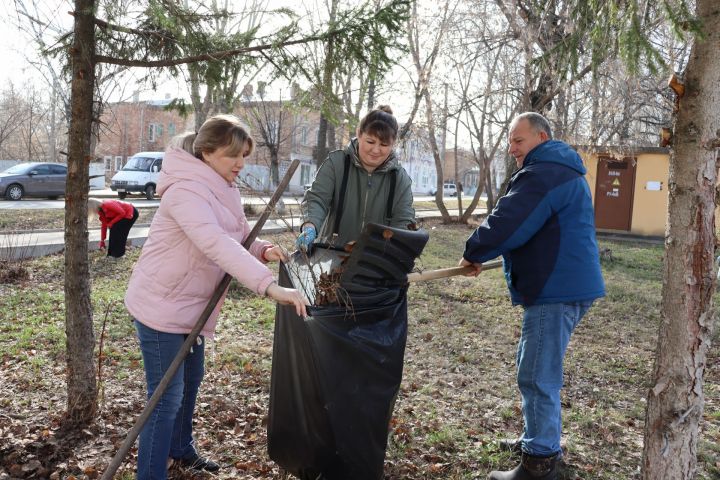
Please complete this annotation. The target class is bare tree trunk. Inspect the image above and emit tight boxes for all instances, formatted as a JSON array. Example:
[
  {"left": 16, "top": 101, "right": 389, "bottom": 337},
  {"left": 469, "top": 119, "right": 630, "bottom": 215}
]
[
  {"left": 313, "top": 0, "right": 338, "bottom": 166},
  {"left": 641, "top": 2, "right": 719, "bottom": 477},
  {"left": 314, "top": 114, "right": 329, "bottom": 166},
  {"left": 327, "top": 122, "right": 336, "bottom": 152},
  {"left": 190, "top": 68, "right": 214, "bottom": 131},
  {"left": 484, "top": 171, "right": 495, "bottom": 210},
  {"left": 26, "top": 101, "right": 34, "bottom": 160},
  {"left": 553, "top": 88, "right": 568, "bottom": 140},
  {"left": 423, "top": 89, "right": 450, "bottom": 221},
  {"left": 453, "top": 116, "right": 462, "bottom": 222},
  {"left": 399, "top": 0, "right": 450, "bottom": 142},
  {"left": 590, "top": 76, "right": 600, "bottom": 145},
  {"left": 50, "top": 78, "right": 58, "bottom": 162},
  {"left": 270, "top": 149, "right": 279, "bottom": 188},
  {"left": 64, "top": 0, "right": 97, "bottom": 428},
  {"left": 367, "top": 75, "right": 375, "bottom": 111}
]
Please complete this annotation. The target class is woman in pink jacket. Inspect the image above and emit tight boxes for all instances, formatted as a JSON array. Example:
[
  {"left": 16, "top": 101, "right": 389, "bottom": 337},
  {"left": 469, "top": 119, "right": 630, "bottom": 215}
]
[
  {"left": 125, "top": 114, "right": 307, "bottom": 480},
  {"left": 87, "top": 198, "right": 138, "bottom": 258}
]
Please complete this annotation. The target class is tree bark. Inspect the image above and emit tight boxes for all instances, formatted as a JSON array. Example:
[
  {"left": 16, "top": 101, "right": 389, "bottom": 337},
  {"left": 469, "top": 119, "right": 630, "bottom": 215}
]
[
  {"left": 64, "top": 0, "right": 97, "bottom": 428},
  {"left": 271, "top": 112, "right": 282, "bottom": 188},
  {"left": 314, "top": 114, "right": 329, "bottom": 166},
  {"left": 313, "top": 0, "right": 338, "bottom": 167},
  {"left": 641, "top": 1, "right": 719, "bottom": 477},
  {"left": 423, "top": 89, "right": 450, "bottom": 221},
  {"left": 270, "top": 149, "right": 279, "bottom": 188}
]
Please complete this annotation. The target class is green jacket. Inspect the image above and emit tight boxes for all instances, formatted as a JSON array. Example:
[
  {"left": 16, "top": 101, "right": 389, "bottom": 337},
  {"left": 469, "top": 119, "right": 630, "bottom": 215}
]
[{"left": 301, "top": 138, "right": 416, "bottom": 246}]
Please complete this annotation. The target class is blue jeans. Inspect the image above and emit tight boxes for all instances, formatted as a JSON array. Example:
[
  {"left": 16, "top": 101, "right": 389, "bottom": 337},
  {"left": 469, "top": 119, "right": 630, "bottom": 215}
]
[
  {"left": 516, "top": 302, "right": 592, "bottom": 457},
  {"left": 135, "top": 320, "right": 205, "bottom": 480}
]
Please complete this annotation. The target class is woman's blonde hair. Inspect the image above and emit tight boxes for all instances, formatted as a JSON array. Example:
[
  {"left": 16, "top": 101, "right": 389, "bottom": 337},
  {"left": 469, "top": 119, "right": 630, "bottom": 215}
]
[
  {"left": 87, "top": 198, "right": 103, "bottom": 216},
  {"left": 167, "top": 132, "right": 196, "bottom": 154},
  {"left": 170, "top": 115, "right": 254, "bottom": 161}
]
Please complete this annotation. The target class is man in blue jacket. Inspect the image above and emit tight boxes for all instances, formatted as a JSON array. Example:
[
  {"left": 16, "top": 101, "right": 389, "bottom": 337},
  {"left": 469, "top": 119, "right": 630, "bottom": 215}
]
[{"left": 460, "top": 112, "right": 605, "bottom": 480}]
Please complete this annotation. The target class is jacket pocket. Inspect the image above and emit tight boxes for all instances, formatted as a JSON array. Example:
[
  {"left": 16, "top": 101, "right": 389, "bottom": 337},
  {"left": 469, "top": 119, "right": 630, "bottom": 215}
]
[{"left": 175, "top": 263, "right": 223, "bottom": 300}]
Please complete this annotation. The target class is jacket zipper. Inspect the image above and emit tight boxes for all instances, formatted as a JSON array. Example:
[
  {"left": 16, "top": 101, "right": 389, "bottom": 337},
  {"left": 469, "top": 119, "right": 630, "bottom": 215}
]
[{"left": 361, "top": 171, "right": 372, "bottom": 231}]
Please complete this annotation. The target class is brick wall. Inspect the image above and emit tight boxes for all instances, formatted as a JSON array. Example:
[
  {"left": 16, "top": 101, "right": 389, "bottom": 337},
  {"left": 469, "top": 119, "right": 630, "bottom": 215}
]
[{"left": 96, "top": 101, "right": 192, "bottom": 177}]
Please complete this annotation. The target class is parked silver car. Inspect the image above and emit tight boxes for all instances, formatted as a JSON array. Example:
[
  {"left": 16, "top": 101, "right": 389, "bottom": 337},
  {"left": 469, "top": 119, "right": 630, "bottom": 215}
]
[{"left": 0, "top": 162, "right": 68, "bottom": 200}]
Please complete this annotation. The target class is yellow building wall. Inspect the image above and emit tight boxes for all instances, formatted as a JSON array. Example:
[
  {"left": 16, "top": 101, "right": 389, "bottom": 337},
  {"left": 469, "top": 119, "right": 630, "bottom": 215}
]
[
  {"left": 580, "top": 151, "right": 599, "bottom": 205},
  {"left": 630, "top": 154, "right": 670, "bottom": 236},
  {"left": 578, "top": 150, "right": 669, "bottom": 237}
]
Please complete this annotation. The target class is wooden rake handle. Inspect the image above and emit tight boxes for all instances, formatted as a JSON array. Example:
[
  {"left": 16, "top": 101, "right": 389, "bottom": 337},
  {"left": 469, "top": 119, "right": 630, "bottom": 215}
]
[{"left": 407, "top": 259, "right": 503, "bottom": 283}]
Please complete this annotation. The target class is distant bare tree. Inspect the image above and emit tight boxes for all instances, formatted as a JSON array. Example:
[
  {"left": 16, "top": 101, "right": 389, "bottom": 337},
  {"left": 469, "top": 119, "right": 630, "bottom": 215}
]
[
  {"left": 404, "top": 0, "right": 456, "bottom": 221},
  {"left": 0, "top": 84, "right": 32, "bottom": 159},
  {"left": 238, "top": 84, "right": 295, "bottom": 189}
]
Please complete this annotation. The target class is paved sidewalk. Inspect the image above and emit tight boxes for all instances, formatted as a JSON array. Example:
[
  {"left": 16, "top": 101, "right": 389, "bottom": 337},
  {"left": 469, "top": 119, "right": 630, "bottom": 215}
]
[
  {"left": 0, "top": 189, "right": 304, "bottom": 210},
  {"left": 0, "top": 209, "right": 484, "bottom": 260}
]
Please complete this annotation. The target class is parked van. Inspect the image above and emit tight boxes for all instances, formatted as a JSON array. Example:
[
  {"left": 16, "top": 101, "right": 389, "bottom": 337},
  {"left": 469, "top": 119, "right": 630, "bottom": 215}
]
[
  {"left": 430, "top": 182, "right": 459, "bottom": 197},
  {"left": 110, "top": 152, "right": 163, "bottom": 200}
]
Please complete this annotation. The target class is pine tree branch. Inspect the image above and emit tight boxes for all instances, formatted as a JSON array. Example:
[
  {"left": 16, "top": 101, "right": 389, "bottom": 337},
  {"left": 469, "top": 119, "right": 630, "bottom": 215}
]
[
  {"left": 533, "top": 63, "right": 593, "bottom": 112},
  {"left": 93, "top": 17, "right": 167, "bottom": 38},
  {"left": 96, "top": 35, "right": 323, "bottom": 67}
]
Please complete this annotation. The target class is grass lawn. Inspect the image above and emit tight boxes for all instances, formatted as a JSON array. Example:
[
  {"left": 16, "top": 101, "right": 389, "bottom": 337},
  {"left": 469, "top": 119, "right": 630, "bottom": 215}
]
[
  {"left": 414, "top": 198, "right": 486, "bottom": 211},
  {"left": 0, "top": 208, "right": 159, "bottom": 232},
  {"left": 0, "top": 221, "right": 718, "bottom": 479}
]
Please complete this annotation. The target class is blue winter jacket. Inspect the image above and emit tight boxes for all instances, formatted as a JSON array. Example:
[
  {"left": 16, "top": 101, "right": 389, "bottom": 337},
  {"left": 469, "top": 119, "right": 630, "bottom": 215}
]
[{"left": 463, "top": 140, "right": 605, "bottom": 306}]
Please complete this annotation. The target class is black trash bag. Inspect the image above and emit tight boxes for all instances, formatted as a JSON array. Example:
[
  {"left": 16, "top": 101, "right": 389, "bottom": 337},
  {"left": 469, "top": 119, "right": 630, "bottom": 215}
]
[
  {"left": 268, "top": 224, "right": 428, "bottom": 480},
  {"left": 266, "top": 262, "right": 337, "bottom": 480}
]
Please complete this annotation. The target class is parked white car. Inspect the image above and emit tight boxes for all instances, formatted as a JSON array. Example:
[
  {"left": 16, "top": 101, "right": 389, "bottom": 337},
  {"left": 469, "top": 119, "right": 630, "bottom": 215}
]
[
  {"left": 430, "top": 182, "right": 458, "bottom": 197},
  {"left": 110, "top": 152, "right": 163, "bottom": 200}
]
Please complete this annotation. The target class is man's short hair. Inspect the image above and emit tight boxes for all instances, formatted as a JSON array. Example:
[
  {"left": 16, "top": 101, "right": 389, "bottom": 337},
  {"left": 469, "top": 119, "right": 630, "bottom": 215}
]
[{"left": 513, "top": 112, "right": 553, "bottom": 139}]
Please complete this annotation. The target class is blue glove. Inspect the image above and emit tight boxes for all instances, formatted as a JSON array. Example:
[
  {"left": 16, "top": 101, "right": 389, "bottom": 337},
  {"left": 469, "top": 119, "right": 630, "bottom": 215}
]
[{"left": 296, "top": 225, "right": 317, "bottom": 251}]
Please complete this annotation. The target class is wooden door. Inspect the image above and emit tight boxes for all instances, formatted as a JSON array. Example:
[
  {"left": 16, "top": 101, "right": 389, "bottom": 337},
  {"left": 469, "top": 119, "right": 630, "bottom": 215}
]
[{"left": 594, "top": 156, "right": 637, "bottom": 231}]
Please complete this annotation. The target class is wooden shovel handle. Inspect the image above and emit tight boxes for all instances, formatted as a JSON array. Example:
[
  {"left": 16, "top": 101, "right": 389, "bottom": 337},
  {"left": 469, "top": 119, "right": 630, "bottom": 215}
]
[{"left": 407, "top": 259, "right": 503, "bottom": 283}]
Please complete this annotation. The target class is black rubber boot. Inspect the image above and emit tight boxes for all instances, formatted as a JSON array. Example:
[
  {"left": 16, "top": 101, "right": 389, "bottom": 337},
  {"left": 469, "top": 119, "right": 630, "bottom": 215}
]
[
  {"left": 488, "top": 452, "right": 558, "bottom": 480},
  {"left": 178, "top": 453, "right": 221, "bottom": 473}
]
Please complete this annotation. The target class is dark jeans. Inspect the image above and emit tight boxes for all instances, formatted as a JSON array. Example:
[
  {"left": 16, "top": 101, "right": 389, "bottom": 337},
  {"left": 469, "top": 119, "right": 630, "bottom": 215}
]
[
  {"left": 135, "top": 320, "right": 205, "bottom": 480},
  {"left": 108, "top": 207, "right": 138, "bottom": 257}
]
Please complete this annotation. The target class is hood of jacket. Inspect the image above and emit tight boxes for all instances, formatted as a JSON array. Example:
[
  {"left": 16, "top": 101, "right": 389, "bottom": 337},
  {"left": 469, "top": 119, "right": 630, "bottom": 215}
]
[
  {"left": 523, "top": 140, "right": 586, "bottom": 175},
  {"left": 158, "top": 147, "right": 237, "bottom": 197},
  {"left": 346, "top": 137, "right": 400, "bottom": 173}
]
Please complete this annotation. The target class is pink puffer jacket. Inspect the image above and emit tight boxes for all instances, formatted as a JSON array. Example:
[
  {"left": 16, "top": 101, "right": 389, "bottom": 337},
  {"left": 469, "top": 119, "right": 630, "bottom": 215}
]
[{"left": 125, "top": 147, "right": 274, "bottom": 338}]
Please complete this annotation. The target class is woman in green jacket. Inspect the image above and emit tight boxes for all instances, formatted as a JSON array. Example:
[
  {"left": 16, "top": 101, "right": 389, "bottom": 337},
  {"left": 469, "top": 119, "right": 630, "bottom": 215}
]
[
  {"left": 297, "top": 105, "right": 415, "bottom": 249},
  {"left": 289, "top": 106, "right": 417, "bottom": 480}
]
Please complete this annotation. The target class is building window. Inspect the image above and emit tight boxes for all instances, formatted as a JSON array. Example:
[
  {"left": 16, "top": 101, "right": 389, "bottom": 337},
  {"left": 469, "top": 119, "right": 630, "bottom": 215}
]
[
  {"left": 148, "top": 123, "right": 163, "bottom": 142},
  {"left": 299, "top": 126, "right": 308, "bottom": 145},
  {"left": 301, "top": 164, "right": 312, "bottom": 186},
  {"left": 168, "top": 123, "right": 176, "bottom": 136},
  {"left": 104, "top": 156, "right": 112, "bottom": 171},
  {"left": 115, "top": 156, "right": 123, "bottom": 171}
]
